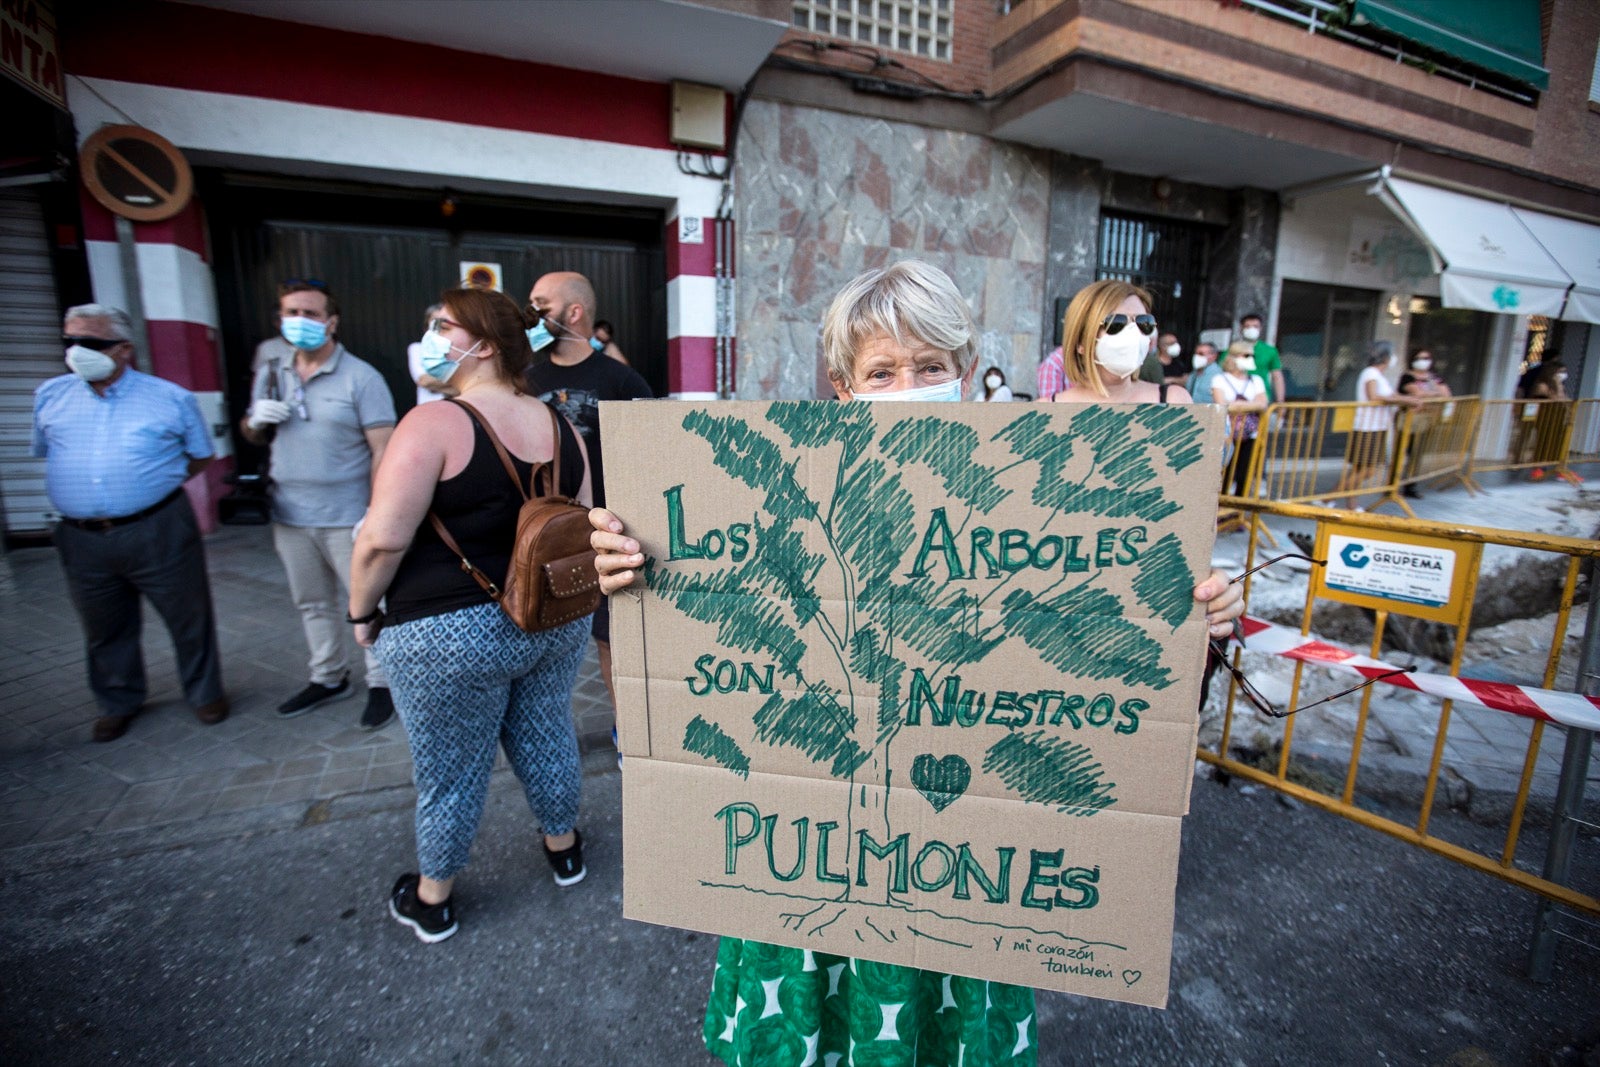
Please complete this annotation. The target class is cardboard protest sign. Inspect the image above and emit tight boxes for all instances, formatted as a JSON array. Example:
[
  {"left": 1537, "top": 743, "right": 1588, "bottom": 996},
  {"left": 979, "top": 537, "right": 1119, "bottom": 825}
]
[{"left": 604, "top": 400, "right": 1224, "bottom": 1008}]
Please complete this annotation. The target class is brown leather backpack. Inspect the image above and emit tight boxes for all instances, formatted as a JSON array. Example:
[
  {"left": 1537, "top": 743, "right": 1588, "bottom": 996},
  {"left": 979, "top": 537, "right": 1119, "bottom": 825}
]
[{"left": 428, "top": 398, "right": 600, "bottom": 632}]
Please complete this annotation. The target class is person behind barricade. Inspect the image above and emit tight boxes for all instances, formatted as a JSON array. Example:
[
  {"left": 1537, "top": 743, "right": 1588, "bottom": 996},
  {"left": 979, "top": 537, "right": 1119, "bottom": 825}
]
[
  {"left": 1212, "top": 341, "right": 1267, "bottom": 499},
  {"left": 347, "top": 286, "right": 594, "bottom": 944},
  {"left": 1397, "top": 349, "right": 1451, "bottom": 498},
  {"left": 1525, "top": 359, "right": 1572, "bottom": 478},
  {"left": 1331, "top": 340, "right": 1417, "bottom": 504},
  {"left": 1237, "top": 312, "right": 1285, "bottom": 404},
  {"left": 587, "top": 261, "right": 1246, "bottom": 1067},
  {"left": 1187, "top": 341, "right": 1222, "bottom": 402}
]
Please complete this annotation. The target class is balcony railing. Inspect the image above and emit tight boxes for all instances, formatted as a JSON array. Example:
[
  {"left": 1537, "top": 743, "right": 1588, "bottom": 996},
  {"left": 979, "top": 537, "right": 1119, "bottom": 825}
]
[{"left": 1238, "top": 0, "right": 1538, "bottom": 106}]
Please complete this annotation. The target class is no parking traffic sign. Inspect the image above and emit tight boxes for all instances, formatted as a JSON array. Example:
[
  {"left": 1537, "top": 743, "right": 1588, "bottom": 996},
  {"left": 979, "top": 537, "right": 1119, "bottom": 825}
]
[{"left": 79, "top": 125, "right": 193, "bottom": 223}]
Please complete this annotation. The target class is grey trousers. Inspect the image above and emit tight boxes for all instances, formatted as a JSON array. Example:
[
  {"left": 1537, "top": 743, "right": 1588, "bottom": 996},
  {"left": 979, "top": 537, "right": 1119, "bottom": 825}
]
[
  {"left": 55, "top": 492, "right": 225, "bottom": 719},
  {"left": 271, "top": 522, "right": 387, "bottom": 689}
]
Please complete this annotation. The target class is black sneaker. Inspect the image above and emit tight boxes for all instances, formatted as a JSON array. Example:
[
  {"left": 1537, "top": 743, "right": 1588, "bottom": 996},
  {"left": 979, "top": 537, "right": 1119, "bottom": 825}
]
[
  {"left": 276, "top": 676, "right": 351, "bottom": 718},
  {"left": 544, "top": 830, "right": 586, "bottom": 887},
  {"left": 389, "top": 873, "right": 457, "bottom": 943},
  {"left": 360, "top": 687, "right": 394, "bottom": 731}
]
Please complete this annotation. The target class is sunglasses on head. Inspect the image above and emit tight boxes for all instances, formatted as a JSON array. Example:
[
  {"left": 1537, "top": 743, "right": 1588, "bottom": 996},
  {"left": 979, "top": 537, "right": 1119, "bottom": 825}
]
[
  {"left": 1100, "top": 314, "right": 1158, "bottom": 337},
  {"left": 63, "top": 336, "right": 124, "bottom": 351},
  {"left": 280, "top": 277, "right": 327, "bottom": 290}
]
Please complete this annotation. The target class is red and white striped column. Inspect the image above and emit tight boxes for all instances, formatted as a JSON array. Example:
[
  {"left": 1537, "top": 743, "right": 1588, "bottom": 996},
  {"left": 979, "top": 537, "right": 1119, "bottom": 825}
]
[
  {"left": 80, "top": 193, "right": 230, "bottom": 531},
  {"left": 666, "top": 213, "right": 734, "bottom": 399}
]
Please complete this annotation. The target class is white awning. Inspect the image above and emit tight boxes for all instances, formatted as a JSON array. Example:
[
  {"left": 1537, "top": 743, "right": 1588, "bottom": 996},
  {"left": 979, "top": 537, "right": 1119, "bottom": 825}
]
[
  {"left": 1374, "top": 177, "right": 1573, "bottom": 316},
  {"left": 1511, "top": 206, "right": 1600, "bottom": 324}
]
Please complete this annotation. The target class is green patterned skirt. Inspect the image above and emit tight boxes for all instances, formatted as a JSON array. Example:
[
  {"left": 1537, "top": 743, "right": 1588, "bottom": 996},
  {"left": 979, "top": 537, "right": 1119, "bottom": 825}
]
[{"left": 703, "top": 937, "right": 1038, "bottom": 1067}]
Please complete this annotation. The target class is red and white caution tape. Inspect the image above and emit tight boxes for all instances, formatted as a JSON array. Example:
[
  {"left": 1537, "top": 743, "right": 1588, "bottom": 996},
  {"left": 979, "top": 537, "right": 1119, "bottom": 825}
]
[{"left": 1237, "top": 616, "right": 1600, "bottom": 732}]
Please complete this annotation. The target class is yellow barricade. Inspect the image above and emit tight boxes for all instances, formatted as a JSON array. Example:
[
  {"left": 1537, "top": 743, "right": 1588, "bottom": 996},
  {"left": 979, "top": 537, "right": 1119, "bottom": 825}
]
[
  {"left": 1249, "top": 400, "right": 1408, "bottom": 512},
  {"left": 1203, "top": 500, "right": 1600, "bottom": 923},
  {"left": 1389, "top": 396, "right": 1482, "bottom": 510},
  {"left": 1471, "top": 398, "right": 1579, "bottom": 485},
  {"left": 1565, "top": 398, "right": 1600, "bottom": 469}
]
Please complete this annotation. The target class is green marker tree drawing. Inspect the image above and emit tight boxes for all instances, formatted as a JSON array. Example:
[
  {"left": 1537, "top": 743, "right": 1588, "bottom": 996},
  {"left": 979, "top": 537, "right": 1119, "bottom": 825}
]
[{"left": 650, "top": 403, "right": 1204, "bottom": 940}]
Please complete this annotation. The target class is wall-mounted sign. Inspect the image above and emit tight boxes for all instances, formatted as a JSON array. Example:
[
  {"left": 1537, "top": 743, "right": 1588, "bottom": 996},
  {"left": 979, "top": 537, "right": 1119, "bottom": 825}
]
[
  {"left": 1, "top": 0, "right": 64, "bottom": 110},
  {"left": 79, "top": 125, "right": 194, "bottom": 222},
  {"left": 458, "top": 262, "right": 502, "bottom": 291},
  {"left": 1313, "top": 524, "right": 1480, "bottom": 626},
  {"left": 678, "top": 216, "right": 705, "bottom": 245}
]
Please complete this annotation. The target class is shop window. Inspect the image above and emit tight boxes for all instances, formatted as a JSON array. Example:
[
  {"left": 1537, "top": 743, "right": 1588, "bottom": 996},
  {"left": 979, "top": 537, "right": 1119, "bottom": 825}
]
[
  {"left": 1276, "top": 280, "right": 1379, "bottom": 402},
  {"left": 792, "top": 0, "right": 952, "bottom": 60},
  {"left": 1405, "top": 297, "right": 1494, "bottom": 396}
]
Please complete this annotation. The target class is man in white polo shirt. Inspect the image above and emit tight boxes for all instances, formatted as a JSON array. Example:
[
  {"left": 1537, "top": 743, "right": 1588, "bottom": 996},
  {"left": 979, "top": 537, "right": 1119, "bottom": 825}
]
[{"left": 242, "top": 280, "right": 397, "bottom": 729}]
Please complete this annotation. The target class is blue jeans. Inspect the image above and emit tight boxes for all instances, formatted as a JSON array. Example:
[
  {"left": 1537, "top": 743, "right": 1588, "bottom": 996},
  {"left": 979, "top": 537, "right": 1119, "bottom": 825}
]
[{"left": 376, "top": 604, "right": 587, "bottom": 881}]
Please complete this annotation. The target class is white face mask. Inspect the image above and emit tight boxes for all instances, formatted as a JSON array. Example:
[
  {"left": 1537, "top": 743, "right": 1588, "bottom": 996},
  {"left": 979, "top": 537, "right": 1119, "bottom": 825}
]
[
  {"left": 66, "top": 345, "right": 119, "bottom": 382},
  {"left": 1192, "top": 354, "right": 1209, "bottom": 369},
  {"left": 1093, "top": 327, "right": 1146, "bottom": 381},
  {"left": 1558, "top": 373, "right": 1569, "bottom": 383},
  {"left": 853, "top": 378, "right": 965, "bottom": 403},
  {"left": 1241, "top": 326, "right": 1261, "bottom": 342},
  {"left": 1165, "top": 343, "right": 1180, "bottom": 358},
  {"left": 1413, "top": 359, "right": 1431, "bottom": 370},
  {"left": 984, "top": 373, "right": 1002, "bottom": 387},
  {"left": 1237, "top": 356, "right": 1257, "bottom": 373}
]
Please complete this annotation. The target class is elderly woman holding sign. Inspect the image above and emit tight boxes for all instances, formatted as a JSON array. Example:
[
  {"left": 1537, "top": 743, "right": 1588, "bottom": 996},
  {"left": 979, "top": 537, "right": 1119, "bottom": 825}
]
[{"left": 590, "top": 261, "right": 1245, "bottom": 1066}]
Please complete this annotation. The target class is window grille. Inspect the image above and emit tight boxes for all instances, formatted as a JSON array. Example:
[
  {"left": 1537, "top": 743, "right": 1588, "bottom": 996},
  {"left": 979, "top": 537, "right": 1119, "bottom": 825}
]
[{"left": 792, "top": 0, "right": 953, "bottom": 61}]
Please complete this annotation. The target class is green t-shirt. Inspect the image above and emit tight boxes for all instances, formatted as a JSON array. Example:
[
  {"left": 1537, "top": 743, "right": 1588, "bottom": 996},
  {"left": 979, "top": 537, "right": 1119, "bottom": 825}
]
[{"left": 1252, "top": 341, "right": 1282, "bottom": 403}]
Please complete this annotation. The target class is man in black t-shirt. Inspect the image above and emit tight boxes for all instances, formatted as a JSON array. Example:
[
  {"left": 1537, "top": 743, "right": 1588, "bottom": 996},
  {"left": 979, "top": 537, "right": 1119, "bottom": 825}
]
[{"left": 524, "top": 271, "right": 652, "bottom": 758}]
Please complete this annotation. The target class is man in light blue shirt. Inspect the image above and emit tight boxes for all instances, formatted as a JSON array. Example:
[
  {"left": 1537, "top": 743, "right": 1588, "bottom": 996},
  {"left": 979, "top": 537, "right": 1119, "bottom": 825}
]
[{"left": 33, "top": 304, "right": 228, "bottom": 742}]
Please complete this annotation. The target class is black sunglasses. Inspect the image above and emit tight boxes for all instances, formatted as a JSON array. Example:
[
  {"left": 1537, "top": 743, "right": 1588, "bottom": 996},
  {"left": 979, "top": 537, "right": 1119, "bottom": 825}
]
[
  {"left": 280, "top": 277, "right": 327, "bottom": 289},
  {"left": 1214, "top": 552, "right": 1416, "bottom": 717},
  {"left": 1101, "top": 314, "right": 1157, "bottom": 337},
  {"left": 63, "top": 336, "right": 124, "bottom": 351}
]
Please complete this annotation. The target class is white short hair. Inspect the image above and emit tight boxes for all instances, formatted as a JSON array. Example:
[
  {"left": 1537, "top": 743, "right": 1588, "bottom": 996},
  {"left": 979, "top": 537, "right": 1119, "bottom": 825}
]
[
  {"left": 820, "top": 261, "right": 976, "bottom": 383},
  {"left": 65, "top": 304, "right": 133, "bottom": 340}
]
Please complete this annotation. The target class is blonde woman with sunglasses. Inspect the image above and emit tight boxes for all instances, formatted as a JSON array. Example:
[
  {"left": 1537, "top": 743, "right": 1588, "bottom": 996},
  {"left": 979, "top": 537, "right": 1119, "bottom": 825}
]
[{"left": 1046, "top": 279, "right": 1192, "bottom": 405}]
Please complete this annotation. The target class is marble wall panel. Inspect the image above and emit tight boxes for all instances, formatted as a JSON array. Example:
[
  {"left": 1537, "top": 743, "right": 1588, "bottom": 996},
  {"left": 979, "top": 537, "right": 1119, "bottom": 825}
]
[{"left": 736, "top": 100, "right": 1050, "bottom": 399}]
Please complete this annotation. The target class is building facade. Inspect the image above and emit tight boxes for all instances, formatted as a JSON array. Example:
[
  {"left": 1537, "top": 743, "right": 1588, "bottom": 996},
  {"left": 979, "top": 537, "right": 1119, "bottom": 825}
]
[{"left": 2, "top": 0, "right": 1597, "bottom": 536}]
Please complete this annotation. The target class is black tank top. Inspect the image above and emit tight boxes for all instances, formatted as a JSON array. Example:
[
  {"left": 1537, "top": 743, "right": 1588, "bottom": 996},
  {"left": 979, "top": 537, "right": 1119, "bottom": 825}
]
[{"left": 385, "top": 400, "right": 585, "bottom": 625}]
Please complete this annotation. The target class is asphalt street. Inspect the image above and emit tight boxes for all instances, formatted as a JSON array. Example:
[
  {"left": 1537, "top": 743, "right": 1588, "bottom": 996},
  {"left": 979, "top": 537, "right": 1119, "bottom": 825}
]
[{"left": 3, "top": 750, "right": 1595, "bottom": 1066}]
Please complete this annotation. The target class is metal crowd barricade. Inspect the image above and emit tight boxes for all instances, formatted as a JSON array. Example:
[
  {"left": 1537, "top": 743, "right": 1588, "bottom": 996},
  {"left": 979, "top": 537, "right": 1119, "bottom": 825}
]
[
  {"left": 1388, "top": 396, "right": 1481, "bottom": 513},
  {"left": 1202, "top": 500, "right": 1600, "bottom": 971},
  {"left": 1249, "top": 400, "right": 1408, "bottom": 512},
  {"left": 1564, "top": 398, "right": 1600, "bottom": 471},
  {"left": 1471, "top": 398, "right": 1580, "bottom": 486}
]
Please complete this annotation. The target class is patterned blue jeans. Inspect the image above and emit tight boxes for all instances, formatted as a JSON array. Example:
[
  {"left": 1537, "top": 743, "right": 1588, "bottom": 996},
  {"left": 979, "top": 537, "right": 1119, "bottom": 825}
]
[{"left": 376, "top": 604, "right": 588, "bottom": 882}]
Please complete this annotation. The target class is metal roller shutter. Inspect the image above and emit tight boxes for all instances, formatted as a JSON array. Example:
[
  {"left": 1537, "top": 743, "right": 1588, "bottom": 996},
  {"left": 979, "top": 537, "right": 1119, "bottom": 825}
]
[{"left": 0, "top": 189, "right": 61, "bottom": 536}]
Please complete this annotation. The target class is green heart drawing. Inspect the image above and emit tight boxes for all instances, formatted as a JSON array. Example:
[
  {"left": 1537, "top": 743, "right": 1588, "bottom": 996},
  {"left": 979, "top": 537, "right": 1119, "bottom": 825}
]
[
  {"left": 911, "top": 754, "right": 971, "bottom": 813},
  {"left": 1122, "top": 970, "right": 1141, "bottom": 986}
]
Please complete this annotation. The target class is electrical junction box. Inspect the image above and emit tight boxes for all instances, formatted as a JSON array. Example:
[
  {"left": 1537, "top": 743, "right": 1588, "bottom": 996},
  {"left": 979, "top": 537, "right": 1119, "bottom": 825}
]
[{"left": 671, "top": 81, "right": 726, "bottom": 151}]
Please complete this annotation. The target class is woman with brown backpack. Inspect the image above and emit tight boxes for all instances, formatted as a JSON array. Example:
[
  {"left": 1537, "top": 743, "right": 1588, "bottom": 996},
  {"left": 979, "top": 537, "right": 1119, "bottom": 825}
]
[{"left": 348, "top": 285, "right": 595, "bottom": 943}]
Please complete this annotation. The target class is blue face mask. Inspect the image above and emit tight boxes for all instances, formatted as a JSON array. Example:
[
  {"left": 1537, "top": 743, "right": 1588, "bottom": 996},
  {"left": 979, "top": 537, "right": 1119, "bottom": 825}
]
[
  {"left": 853, "top": 378, "right": 965, "bottom": 403},
  {"left": 418, "top": 329, "right": 480, "bottom": 382},
  {"left": 280, "top": 316, "right": 328, "bottom": 351},
  {"left": 526, "top": 320, "right": 555, "bottom": 353},
  {"left": 589, "top": 336, "right": 604, "bottom": 352}
]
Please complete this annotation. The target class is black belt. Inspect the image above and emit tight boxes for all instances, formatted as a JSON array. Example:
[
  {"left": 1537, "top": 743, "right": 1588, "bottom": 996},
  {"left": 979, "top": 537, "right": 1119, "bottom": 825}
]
[{"left": 61, "top": 488, "right": 185, "bottom": 532}]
